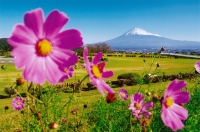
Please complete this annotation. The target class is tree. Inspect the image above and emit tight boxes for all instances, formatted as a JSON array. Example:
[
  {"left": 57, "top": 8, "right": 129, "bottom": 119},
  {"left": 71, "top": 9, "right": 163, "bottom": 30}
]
[
  {"left": 74, "top": 46, "right": 84, "bottom": 56},
  {"left": 0, "top": 38, "right": 12, "bottom": 56},
  {"left": 86, "top": 43, "right": 112, "bottom": 53}
]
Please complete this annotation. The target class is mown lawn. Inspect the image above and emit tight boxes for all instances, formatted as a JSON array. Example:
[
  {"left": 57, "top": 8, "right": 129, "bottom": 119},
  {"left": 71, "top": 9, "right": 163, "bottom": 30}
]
[{"left": 0, "top": 56, "right": 198, "bottom": 89}]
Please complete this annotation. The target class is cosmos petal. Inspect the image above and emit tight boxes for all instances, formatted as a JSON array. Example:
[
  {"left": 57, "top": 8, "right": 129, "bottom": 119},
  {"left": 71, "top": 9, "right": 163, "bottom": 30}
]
[
  {"left": 102, "top": 71, "right": 113, "bottom": 78},
  {"left": 92, "top": 52, "right": 103, "bottom": 64},
  {"left": 22, "top": 56, "right": 46, "bottom": 85},
  {"left": 44, "top": 56, "right": 64, "bottom": 84},
  {"left": 7, "top": 24, "right": 37, "bottom": 47},
  {"left": 53, "top": 29, "right": 83, "bottom": 49},
  {"left": 172, "top": 91, "right": 190, "bottom": 104},
  {"left": 92, "top": 79, "right": 105, "bottom": 96},
  {"left": 161, "top": 105, "right": 185, "bottom": 131},
  {"left": 24, "top": 8, "right": 44, "bottom": 39},
  {"left": 164, "top": 79, "right": 187, "bottom": 97},
  {"left": 11, "top": 45, "right": 36, "bottom": 69},
  {"left": 83, "top": 47, "right": 89, "bottom": 63},
  {"left": 143, "top": 102, "right": 153, "bottom": 109},
  {"left": 101, "top": 80, "right": 115, "bottom": 94},
  {"left": 51, "top": 48, "right": 78, "bottom": 67},
  {"left": 171, "top": 104, "right": 188, "bottom": 120},
  {"left": 133, "top": 92, "right": 143, "bottom": 103},
  {"left": 195, "top": 61, "right": 200, "bottom": 73},
  {"left": 44, "top": 10, "right": 68, "bottom": 39}
]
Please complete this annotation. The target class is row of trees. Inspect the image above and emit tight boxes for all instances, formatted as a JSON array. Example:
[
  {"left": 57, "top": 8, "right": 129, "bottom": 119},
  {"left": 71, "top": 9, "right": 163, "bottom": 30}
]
[
  {"left": 75, "top": 43, "right": 113, "bottom": 56},
  {"left": 0, "top": 38, "right": 112, "bottom": 57}
]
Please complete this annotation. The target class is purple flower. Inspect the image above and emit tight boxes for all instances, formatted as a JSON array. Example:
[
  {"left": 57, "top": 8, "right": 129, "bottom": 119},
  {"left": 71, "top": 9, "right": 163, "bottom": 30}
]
[
  {"left": 128, "top": 92, "right": 153, "bottom": 119},
  {"left": 62, "top": 118, "right": 67, "bottom": 124},
  {"left": 118, "top": 88, "right": 128, "bottom": 100},
  {"left": 7, "top": 8, "right": 83, "bottom": 85},
  {"left": 161, "top": 79, "right": 190, "bottom": 131},
  {"left": 12, "top": 97, "right": 25, "bottom": 110},
  {"left": 83, "top": 47, "right": 114, "bottom": 96},
  {"left": 59, "top": 66, "right": 74, "bottom": 82},
  {"left": 194, "top": 61, "right": 200, "bottom": 73}
]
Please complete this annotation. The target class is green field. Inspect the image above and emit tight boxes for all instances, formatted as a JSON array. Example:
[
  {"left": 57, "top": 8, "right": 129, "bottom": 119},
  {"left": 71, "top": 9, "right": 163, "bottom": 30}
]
[
  {"left": 1, "top": 56, "right": 198, "bottom": 84},
  {"left": 0, "top": 56, "right": 199, "bottom": 132}
]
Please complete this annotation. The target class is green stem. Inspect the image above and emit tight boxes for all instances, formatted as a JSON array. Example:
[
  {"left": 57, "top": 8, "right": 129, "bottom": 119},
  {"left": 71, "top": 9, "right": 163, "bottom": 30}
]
[
  {"left": 62, "top": 75, "right": 89, "bottom": 110},
  {"left": 4, "top": 68, "right": 11, "bottom": 85},
  {"left": 130, "top": 114, "right": 133, "bottom": 132},
  {"left": 137, "top": 85, "right": 142, "bottom": 92},
  {"left": 26, "top": 92, "right": 44, "bottom": 104},
  {"left": 147, "top": 56, "right": 157, "bottom": 92},
  {"left": 65, "top": 74, "right": 89, "bottom": 131},
  {"left": 26, "top": 93, "right": 30, "bottom": 132},
  {"left": 148, "top": 56, "right": 156, "bottom": 74}
]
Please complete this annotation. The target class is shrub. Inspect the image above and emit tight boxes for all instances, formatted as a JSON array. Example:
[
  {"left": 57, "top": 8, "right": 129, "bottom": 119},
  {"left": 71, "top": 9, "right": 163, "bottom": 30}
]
[{"left": 117, "top": 73, "right": 141, "bottom": 85}]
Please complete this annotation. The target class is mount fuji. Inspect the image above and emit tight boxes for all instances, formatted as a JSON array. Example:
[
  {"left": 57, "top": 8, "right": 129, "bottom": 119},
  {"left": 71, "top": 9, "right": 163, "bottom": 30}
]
[{"left": 103, "top": 27, "right": 200, "bottom": 50}]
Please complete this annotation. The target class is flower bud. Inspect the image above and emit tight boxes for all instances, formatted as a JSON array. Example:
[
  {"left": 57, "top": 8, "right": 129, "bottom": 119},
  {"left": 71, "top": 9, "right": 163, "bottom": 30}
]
[
  {"left": 1, "top": 65, "right": 5, "bottom": 70},
  {"left": 146, "top": 91, "right": 151, "bottom": 96},
  {"left": 16, "top": 78, "right": 25, "bottom": 85},
  {"left": 62, "top": 118, "right": 67, "bottom": 124},
  {"left": 84, "top": 104, "right": 88, "bottom": 108},
  {"left": 49, "top": 122, "right": 59, "bottom": 129},
  {"left": 106, "top": 93, "right": 116, "bottom": 103},
  {"left": 4, "top": 106, "right": 9, "bottom": 110},
  {"left": 156, "top": 63, "right": 161, "bottom": 67}
]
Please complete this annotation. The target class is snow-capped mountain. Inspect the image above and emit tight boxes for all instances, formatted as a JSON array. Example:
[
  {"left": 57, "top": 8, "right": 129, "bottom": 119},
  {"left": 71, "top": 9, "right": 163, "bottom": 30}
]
[
  {"left": 104, "top": 27, "right": 200, "bottom": 50},
  {"left": 124, "top": 28, "right": 160, "bottom": 37}
]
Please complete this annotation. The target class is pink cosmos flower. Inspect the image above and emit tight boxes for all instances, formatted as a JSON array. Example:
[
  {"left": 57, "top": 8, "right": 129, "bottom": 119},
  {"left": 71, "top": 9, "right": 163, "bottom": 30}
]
[
  {"left": 194, "top": 61, "right": 200, "bottom": 73},
  {"left": 7, "top": 8, "right": 83, "bottom": 85},
  {"left": 59, "top": 66, "right": 74, "bottom": 82},
  {"left": 128, "top": 92, "right": 153, "bottom": 119},
  {"left": 83, "top": 47, "right": 114, "bottom": 96},
  {"left": 118, "top": 88, "right": 128, "bottom": 100},
  {"left": 12, "top": 97, "right": 25, "bottom": 110},
  {"left": 161, "top": 79, "right": 190, "bottom": 131}
]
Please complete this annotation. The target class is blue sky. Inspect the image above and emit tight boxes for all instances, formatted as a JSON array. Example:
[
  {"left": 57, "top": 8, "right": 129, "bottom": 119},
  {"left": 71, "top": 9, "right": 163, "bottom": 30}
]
[{"left": 0, "top": 0, "right": 199, "bottom": 44}]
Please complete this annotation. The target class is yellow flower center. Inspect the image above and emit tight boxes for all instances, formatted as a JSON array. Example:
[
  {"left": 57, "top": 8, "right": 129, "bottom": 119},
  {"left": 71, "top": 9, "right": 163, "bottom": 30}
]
[
  {"left": 134, "top": 103, "right": 140, "bottom": 110},
  {"left": 36, "top": 39, "right": 52, "bottom": 56},
  {"left": 165, "top": 97, "right": 174, "bottom": 108},
  {"left": 120, "top": 93, "right": 125, "bottom": 98},
  {"left": 16, "top": 101, "right": 21, "bottom": 105},
  {"left": 92, "top": 65, "right": 101, "bottom": 78}
]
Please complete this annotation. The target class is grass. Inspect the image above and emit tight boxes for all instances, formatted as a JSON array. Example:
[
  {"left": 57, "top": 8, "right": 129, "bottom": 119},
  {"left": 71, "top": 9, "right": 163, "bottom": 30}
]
[
  {"left": 0, "top": 55, "right": 199, "bottom": 131},
  {"left": 0, "top": 56, "right": 198, "bottom": 86}
]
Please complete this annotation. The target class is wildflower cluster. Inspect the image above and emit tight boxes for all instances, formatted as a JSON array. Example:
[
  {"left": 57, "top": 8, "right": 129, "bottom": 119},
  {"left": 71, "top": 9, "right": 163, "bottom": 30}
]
[{"left": 116, "top": 79, "right": 190, "bottom": 131}]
